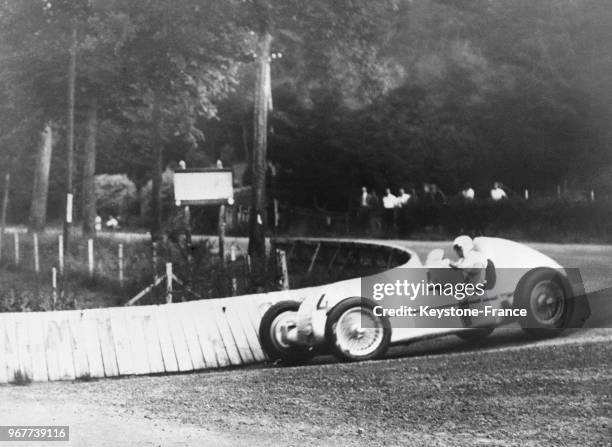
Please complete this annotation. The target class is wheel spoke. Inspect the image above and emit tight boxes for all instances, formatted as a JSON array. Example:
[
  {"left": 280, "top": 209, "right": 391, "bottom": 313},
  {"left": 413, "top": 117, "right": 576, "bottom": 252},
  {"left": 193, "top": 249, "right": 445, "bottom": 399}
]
[{"left": 335, "top": 307, "right": 384, "bottom": 357}]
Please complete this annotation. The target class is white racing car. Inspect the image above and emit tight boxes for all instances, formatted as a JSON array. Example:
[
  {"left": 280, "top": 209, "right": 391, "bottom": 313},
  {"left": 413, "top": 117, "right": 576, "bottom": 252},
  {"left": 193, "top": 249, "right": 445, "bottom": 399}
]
[{"left": 259, "top": 237, "right": 590, "bottom": 363}]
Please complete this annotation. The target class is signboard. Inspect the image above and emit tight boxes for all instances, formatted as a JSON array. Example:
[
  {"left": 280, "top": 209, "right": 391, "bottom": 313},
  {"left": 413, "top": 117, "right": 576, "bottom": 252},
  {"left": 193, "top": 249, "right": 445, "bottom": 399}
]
[{"left": 173, "top": 168, "right": 234, "bottom": 206}]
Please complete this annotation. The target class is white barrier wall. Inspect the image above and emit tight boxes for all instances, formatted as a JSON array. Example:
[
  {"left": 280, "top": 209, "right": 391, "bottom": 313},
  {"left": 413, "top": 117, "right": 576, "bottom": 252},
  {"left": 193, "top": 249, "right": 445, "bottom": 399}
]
[
  {"left": 0, "top": 293, "right": 296, "bottom": 383},
  {"left": 0, "top": 239, "right": 412, "bottom": 384}
]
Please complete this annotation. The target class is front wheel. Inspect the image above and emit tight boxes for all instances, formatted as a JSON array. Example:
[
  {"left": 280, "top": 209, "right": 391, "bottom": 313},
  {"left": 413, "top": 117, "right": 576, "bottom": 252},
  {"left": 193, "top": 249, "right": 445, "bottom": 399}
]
[
  {"left": 515, "top": 269, "right": 572, "bottom": 338},
  {"left": 259, "top": 301, "right": 314, "bottom": 364},
  {"left": 326, "top": 297, "right": 391, "bottom": 362}
]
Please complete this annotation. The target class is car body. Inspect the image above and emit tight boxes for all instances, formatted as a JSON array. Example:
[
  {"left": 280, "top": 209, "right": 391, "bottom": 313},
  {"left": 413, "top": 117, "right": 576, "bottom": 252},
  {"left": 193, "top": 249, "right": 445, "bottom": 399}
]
[{"left": 259, "top": 237, "right": 590, "bottom": 363}]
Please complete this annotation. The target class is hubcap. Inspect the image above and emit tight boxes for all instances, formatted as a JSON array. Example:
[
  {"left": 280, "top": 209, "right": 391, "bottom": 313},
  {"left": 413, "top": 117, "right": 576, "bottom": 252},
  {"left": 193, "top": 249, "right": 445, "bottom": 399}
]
[
  {"left": 334, "top": 307, "right": 384, "bottom": 357},
  {"left": 270, "top": 312, "right": 296, "bottom": 350},
  {"left": 530, "top": 280, "right": 566, "bottom": 326}
]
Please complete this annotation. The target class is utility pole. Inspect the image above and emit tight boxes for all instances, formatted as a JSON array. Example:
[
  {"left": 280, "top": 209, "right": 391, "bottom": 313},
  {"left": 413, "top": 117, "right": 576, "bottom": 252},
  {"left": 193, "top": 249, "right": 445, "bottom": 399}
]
[
  {"left": 248, "top": 25, "right": 272, "bottom": 285},
  {"left": 63, "top": 21, "right": 77, "bottom": 255}
]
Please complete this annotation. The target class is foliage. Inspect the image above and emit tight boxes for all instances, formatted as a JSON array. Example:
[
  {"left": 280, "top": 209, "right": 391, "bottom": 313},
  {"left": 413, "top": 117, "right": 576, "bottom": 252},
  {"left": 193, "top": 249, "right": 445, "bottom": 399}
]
[
  {"left": 0, "top": 0, "right": 610, "bottom": 232},
  {"left": 94, "top": 173, "right": 137, "bottom": 219}
]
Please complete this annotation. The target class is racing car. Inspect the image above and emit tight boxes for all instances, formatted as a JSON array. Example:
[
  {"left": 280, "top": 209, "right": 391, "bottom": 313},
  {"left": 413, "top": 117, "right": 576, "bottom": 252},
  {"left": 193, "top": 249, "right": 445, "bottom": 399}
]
[{"left": 258, "top": 237, "right": 590, "bottom": 363}]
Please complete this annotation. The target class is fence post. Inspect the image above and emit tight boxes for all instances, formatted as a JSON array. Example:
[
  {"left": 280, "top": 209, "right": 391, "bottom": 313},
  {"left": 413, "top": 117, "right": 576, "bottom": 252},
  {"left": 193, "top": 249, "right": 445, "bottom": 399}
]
[
  {"left": 218, "top": 204, "right": 226, "bottom": 266},
  {"left": 278, "top": 249, "right": 290, "bottom": 290},
  {"left": 118, "top": 243, "right": 124, "bottom": 288},
  {"left": 166, "top": 262, "right": 173, "bottom": 304},
  {"left": 52, "top": 267, "right": 58, "bottom": 310},
  {"left": 273, "top": 198, "right": 279, "bottom": 228},
  {"left": 33, "top": 232, "right": 40, "bottom": 274},
  {"left": 230, "top": 244, "right": 237, "bottom": 296},
  {"left": 58, "top": 234, "right": 64, "bottom": 275},
  {"left": 13, "top": 231, "right": 19, "bottom": 266},
  {"left": 152, "top": 241, "right": 158, "bottom": 282},
  {"left": 88, "top": 238, "right": 94, "bottom": 279},
  {"left": 0, "top": 172, "right": 9, "bottom": 262}
]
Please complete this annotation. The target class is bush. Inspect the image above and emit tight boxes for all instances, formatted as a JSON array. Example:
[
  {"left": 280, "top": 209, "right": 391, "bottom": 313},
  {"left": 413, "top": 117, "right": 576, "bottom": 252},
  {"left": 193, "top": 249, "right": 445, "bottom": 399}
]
[{"left": 95, "top": 174, "right": 137, "bottom": 221}]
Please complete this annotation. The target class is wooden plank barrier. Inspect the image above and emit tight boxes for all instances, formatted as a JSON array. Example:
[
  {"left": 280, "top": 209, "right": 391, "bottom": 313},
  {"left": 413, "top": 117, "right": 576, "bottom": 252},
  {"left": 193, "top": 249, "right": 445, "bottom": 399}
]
[{"left": 0, "top": 238, "right": 412, "bottom": 383}]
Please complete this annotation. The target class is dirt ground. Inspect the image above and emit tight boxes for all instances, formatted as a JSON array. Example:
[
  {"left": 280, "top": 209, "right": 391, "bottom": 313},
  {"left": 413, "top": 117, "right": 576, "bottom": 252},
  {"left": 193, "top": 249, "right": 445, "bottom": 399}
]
[{"left": 0, "top": 240, "right": 610, "bottom": 446}]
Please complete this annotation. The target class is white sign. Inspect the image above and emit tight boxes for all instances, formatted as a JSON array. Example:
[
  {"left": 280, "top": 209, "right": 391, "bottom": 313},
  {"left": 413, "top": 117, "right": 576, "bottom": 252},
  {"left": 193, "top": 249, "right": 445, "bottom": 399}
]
[
  {"left": 66, "top": 193, "right": 73, "bottom": 223},
  {"left": 173, "top": 168, "right": 234, "bottom": 205}
]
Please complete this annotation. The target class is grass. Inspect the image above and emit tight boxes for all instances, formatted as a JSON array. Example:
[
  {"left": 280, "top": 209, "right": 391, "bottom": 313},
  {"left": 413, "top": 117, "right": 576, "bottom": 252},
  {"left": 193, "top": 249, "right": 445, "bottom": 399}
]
[{"left": 0, "top": 232, "right": 258, "bottom": 311}]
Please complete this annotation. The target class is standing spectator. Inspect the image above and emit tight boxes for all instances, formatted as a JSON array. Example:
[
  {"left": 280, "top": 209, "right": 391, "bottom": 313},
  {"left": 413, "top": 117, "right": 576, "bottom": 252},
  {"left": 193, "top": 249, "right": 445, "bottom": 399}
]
[
  {"left": 430, "top": 184, "right": 447, "bottom": 204},
  {"left": 382, "top": 188, "right": 397, "bottom": 234},
  {"left": 422, "top": 183, "right": 433, "bottom": 204},
  {"left": 396, "top": 188, "right": 412, "bottom": 207},
  {"left": 106, "top": 215, "right": 119, "bottom": 231},
  {"left": 461, "top": 183, "right": 475, "bottom": 200},
  {"left": 369, "top": 190, "right": 381, "bottom": 233},
  {"left": 490, "top": 182, "right": 507, "bottom": 201},
  {"left": 358, "top": 186, "right": 372, "bottom": 232},
  {"left": 396, "top": 188, "right": 412, "bottom": 235},
  {"left": 94, "top": 215, "right": 102, "bottom": 232}
]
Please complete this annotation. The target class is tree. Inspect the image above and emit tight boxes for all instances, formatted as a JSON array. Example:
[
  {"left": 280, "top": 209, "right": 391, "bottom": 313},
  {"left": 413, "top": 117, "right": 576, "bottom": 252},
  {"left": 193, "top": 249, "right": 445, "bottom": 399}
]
[
  {"left": 238, "top": 0, "right": 402, "bottom": 278},
  {"left": 110, "top": 0, "right": 242, "bottom": 240},
  {"left": 29, "top": 124, "right": 54, "bottom": 231}
]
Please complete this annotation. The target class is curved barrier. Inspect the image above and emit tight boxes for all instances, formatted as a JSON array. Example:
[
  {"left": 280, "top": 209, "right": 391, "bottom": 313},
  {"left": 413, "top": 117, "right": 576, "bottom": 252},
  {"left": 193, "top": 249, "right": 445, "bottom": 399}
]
[{"left": 0, "top": 238, "right": 413, "bottom": 383}]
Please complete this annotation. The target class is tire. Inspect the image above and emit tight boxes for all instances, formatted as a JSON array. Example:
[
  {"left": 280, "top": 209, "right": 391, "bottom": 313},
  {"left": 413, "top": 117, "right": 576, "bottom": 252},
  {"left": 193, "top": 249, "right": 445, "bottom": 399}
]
[
  {"left": 326, "top": 297, "right": 391, "bottom": 362},
  {"left": 514, "top": 268, "right": 573, "bottom": 338},
  {"left": 259, "top": 300, "right": 314, "bottom": 364},
  {"left": 456, "top": 327, "right": 494, "bottom": 342}
]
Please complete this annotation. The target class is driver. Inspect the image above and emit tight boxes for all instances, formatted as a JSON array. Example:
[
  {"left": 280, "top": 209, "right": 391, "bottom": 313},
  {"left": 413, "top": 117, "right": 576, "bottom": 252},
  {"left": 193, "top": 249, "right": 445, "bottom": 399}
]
[{"left": 449, "top": 235, "right": 487, "bottom": 285}]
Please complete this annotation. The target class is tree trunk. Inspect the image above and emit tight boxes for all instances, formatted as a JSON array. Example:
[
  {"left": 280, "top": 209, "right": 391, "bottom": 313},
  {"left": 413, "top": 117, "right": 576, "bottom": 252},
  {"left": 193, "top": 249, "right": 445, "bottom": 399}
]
[
  {"left": 150, "top": 91, "right": 163, "bottom": 241},
  {"left": 248, "top": 30, "right": 272, "bottom": 283},
  {"left": 63, "top": 22, "right": 77, "bottom": 249},
  {"left": 81, "top": 98, "right": 98, "bottom": 235},
  {"left": 29, "top": 124, "right": 53, "bottom": 232}
]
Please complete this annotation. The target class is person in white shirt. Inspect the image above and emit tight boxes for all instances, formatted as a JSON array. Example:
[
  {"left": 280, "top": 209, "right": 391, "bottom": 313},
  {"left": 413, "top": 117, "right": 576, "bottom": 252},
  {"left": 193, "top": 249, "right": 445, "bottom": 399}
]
[
  {"left": 461, "top": 183, "right": 475, "bottom": 200},
  {"left": 106, "top": 216, "right": 119, "bottom": 231},
  {"left": 490, "top": 182, "right": 507, "bottom": 201},
  {"left": 382, "top": 188, "right": 397, "bottom": 233},
  {"left": 360, "top": 186, "right": 369, "bottom": 207},
  {"left": 396, "top": 188, "right": 411, "bottom": 207},
  {"left": 94, "top": 215, "right": 102, "bottom": 232}
]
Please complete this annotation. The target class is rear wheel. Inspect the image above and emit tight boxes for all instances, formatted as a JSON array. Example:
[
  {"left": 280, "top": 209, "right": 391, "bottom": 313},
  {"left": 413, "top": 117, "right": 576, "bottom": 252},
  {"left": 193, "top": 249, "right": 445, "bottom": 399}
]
[
  {"left": 326, "top": 297, "right": 391, "bottom": 362},
  {"left": 259, "top": 301, "right": 314, "bottom": 364},
  {"left": 515, "top": 269, "right": 572, "bottom": 338}
]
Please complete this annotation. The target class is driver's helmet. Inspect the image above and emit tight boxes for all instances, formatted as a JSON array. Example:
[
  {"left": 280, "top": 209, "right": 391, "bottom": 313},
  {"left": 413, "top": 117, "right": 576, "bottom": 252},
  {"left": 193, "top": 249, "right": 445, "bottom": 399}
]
[{"left": 453, "top": 235, "right": 473, "bottom": 254}]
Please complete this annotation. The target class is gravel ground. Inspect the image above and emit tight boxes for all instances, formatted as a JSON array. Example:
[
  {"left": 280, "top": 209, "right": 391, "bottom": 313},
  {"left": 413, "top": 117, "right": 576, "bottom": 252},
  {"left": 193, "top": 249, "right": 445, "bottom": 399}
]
[
  {"left": 0, "top": 240, "right": 610, "bottom": 446},
  {"left": 0, "top": 328, "right": 610, "bottom": 446}
]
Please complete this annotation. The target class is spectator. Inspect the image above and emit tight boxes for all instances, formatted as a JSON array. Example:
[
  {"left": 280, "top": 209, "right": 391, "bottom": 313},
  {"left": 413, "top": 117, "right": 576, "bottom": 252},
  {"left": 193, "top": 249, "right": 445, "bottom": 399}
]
[
  {"left": 461, "top": 183, "right": 475, "bottom": 200},
  {"left": 369, "top": 190, "right": 381, "bottom": 233},
  {"left": 94, "top": 215, "right": 102, "bottom": 232},
  {"left": 396, "top": 188, "right": 412, "bottom": 207},
  {"left": 382, "top": 188, "right": 397, "bottom": 233},
  {"left": 430, "top": 184, "right": 447, "bottom": 204},
  {"left": 106, "top": 215, "right": 119, "bottom": 231},
  {"left": 490, "top": 182, "right": 507, "bottom": 201},
  {"left": 358, "top": 186, "right": 372, "bottom": 231},
  {"left": 396, "top": 188, "right": 413, "bottom": 236},
  {"left": 422, "top": 183, "right": 433, "bottom": 204}
]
